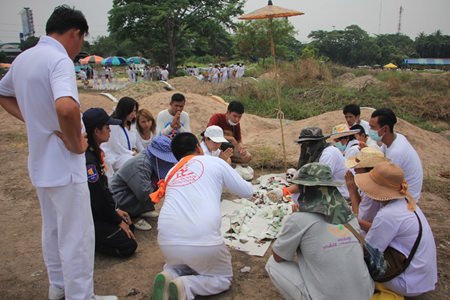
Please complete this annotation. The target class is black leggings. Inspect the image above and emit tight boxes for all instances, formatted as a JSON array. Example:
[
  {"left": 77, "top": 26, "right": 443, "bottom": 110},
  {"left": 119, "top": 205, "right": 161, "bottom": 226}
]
[{"left": 94, "top": 220, "right": 137, "bottom": 258}]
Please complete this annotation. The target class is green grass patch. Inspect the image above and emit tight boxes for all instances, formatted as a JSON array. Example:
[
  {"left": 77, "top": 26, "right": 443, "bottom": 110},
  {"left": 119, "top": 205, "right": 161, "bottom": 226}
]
[{"left": 223, "top": 59, "right": 449, "bottom": 132}]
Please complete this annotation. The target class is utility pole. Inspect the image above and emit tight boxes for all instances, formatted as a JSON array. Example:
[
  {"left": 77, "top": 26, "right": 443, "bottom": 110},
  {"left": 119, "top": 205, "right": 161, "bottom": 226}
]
[
  {"left": 378, "top": 0, "right": 382, "bottom": 34},
  {"left": 397, "top": 5, "right": 403, "bottom": 34}
]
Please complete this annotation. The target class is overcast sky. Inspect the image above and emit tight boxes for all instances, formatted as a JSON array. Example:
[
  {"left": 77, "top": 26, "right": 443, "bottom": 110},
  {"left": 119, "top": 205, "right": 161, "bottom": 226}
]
[{"left": 0, "top": 0, "right": 449, "bottom": 44}]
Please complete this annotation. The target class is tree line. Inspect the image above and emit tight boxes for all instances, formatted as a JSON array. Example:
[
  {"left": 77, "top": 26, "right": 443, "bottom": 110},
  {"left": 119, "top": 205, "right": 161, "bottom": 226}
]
[{"left": 7, "top": 0, "right": 450, "bottom": 71}]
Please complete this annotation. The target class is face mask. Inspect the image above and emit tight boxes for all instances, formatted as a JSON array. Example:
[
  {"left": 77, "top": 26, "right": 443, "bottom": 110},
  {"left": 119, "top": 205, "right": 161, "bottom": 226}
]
[
  {"left": 228, "top": 119, "right": 238, "bottom": 126},
  {"left": 369, "top": 128, "right": 383, "bottom": 142},
  {"left": 334, "top": 141, "right": 346, "bottom": 152}
]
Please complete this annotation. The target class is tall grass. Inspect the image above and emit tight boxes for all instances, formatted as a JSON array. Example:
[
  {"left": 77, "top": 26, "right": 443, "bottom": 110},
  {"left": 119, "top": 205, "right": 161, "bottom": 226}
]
[{"left": 231, "top": 58, "right": 449, "bottom": 132}]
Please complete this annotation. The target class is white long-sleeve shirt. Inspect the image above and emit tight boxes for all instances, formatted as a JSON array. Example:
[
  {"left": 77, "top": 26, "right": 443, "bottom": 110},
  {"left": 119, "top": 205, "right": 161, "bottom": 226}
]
[
  {"left": 156, "top": 109, "right": 191, "bottom": 137},
  {"left": 101, "top": 125, "right": 139, "bottom": 172}
]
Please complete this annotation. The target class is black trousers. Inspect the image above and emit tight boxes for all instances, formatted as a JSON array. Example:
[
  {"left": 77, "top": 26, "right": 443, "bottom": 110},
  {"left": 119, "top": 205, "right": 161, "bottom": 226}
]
[{"left": 94, "top": 220, "right": 137, "bottom": 258}]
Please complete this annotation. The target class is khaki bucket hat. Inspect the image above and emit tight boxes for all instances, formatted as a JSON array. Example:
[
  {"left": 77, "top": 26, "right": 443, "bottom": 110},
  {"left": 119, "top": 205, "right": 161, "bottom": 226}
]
[{"left": 346, "top": 147, "right": 388, "bottom": 169}]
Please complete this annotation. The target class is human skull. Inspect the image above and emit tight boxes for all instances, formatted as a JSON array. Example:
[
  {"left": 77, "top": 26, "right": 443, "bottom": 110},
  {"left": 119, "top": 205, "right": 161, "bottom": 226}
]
[{"left": 286, "top": 168, "right": 297, "bottom": 182}]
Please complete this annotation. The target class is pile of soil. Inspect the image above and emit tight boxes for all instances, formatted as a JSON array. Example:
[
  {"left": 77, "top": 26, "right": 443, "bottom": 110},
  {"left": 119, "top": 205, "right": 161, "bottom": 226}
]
[
  {"left": 343, "top": 75, "right": 381, "bottom": 90},
  {"left": 335, "top": 72, "right": 356, "bottom": 83}
]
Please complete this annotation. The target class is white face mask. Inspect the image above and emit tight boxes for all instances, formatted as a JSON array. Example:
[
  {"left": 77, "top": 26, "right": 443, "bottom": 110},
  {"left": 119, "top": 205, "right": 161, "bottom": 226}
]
[{"left": 228, "top": 119, "right": 238, "bottom": 126}]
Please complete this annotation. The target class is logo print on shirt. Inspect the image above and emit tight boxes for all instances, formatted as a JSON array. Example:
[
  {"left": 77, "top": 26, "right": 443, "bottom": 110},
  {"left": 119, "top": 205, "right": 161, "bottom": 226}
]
[
  {"left": 170, "top": 159, "right": 204, "bottom": 186},
  {"left": 327, "top": 224, "right": 350, "bottom": 238}
]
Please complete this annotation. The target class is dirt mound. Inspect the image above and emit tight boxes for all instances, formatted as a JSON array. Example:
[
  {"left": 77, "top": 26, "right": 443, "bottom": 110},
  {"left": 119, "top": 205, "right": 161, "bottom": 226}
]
[
  {"left": 169, "top": 76, "right": 256, "bottom": 96},
  {"left": 85, "top": 92, "right": 450, "bottom": 176},
  {"left": 343, "top": 75, "right": 381, "bottom": 90},
  {"left": 247, "top": 107, "right": 450, "bottom": 175},
  {"left": 111, "top": 81, "right": 167, "bottom": 101},
  {"left": 335, "top": 72, "right": 356, "bottom": 83},
  {"left": 168, "top": 76, "right": 211, "bottom": 95},
  {"left": 136, "top": 92, "right": 279, "bottom": 136}
]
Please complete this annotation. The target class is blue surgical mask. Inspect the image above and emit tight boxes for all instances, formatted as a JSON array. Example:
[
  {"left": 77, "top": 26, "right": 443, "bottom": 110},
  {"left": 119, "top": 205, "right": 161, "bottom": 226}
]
[
  {"left": 334, "top": 141, "right": 346, "bottom": 152},
  {"left": 369, "top": 129, "right": 382, "bottom": 142}
]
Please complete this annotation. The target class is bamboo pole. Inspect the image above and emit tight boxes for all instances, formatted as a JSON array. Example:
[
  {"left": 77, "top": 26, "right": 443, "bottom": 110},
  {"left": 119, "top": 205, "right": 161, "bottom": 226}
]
[{"left": 269, "top": 18, "right": 287, "bottom": 170}]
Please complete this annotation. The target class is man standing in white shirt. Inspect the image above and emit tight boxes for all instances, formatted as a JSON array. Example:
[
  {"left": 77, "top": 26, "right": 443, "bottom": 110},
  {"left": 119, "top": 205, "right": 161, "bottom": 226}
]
[
  {"left": 160, "top": 66, "right": 169, "bottom": 81},
  {"left": 369, "top": 108, "right": 423, "bottom": 202},
  {"left": 151, "top": 133, "right": 253, "bottom": 300},
  {"left": 156, "top": 93, "right": 191, "bottom": 138},
  {"left": 0, "top": 6, "right": 116, "bottom": 300}
]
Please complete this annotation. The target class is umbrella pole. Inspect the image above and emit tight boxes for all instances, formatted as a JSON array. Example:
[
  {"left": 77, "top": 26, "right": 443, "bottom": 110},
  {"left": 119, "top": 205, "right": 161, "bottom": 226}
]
[{"left": 269, "top": 18, "right": 287, "bottom": 170}]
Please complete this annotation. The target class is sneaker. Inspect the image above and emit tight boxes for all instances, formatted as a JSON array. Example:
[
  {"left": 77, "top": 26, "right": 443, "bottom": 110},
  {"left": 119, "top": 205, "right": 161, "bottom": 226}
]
[
  {"left": 151, "top": 271, "right": 171, "bottom": 300},
  {"left": 141, "top": 210, "right": 160, "bottom": 218},
  {"left": 48, "top": 286, "right": 64, "bottom": 300},
  {"left": 134, "top": 218, "right": 152, "bottom": 231},
  {"left": 93, "top": 295, "right": 118, "bottom": 300},
  {"left": 168, "top": 279, "right": 187, "bottom": 300}
]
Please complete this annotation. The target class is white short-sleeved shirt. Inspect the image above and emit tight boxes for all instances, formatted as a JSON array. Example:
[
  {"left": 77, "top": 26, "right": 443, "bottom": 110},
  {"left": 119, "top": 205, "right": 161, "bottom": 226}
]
[
  {"left": 319, "top": 146, "right": 349, "bottom": 199},
  {"left": 200, "top": 140, "right": 221, "bottom": 157},
  {"left": 0, "top": 36, "right": 86, "bottom": 187},
  {"left": 366, "top": 199, "right": 437, "bottom": 296},
  {"left": 381, "top": 133, "right": 423, "bottom": 202},
  {"left": 158, "top": 155, "right": 253, "bottom": 246},
  {"left": 273, "top": 213, "right": 374, "bottom": 300}
]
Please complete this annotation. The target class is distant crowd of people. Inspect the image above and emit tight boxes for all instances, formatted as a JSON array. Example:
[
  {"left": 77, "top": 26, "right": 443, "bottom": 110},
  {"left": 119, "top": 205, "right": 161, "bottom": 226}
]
[
  {"left": 0, "top": 4, "right": 438, "bottom": 300},
  {"left": 183, "top": 63, "right": 245, "bottom": 83}
]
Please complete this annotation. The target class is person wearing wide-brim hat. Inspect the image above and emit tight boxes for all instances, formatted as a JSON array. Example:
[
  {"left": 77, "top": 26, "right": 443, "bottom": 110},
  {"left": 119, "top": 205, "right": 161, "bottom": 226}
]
[
  {"left": 355, "top": 162, "right": 437, "bottom": 296},
  {"left": 345, "top": 147, "right": 389, "bottom": 235},
  {"left": 83, "top": 107, "right": 138, "bottom": 258},
  {"left": 271, "top": 127, "right": 349, "bottom": 201},
  {"left": 328, "top": 123, "right": 361, "bottom": 160},
  {"left": 266, "top": 163, "right": 374, "bottom": 300},
  {"left": 109, "top": 135, "right": 177, "bottom": 231}
]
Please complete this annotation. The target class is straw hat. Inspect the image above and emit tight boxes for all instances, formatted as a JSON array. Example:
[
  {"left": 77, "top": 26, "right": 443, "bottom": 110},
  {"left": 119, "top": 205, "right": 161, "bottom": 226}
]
[
  {"left": 355, "top": 162, "right": 416, "bottom": 211},
  {"left": 345, "top": 147, "right": 388, "bottom": 169},
  {"left": 329, "top": 123, "right": 360, "bottom": 140}
]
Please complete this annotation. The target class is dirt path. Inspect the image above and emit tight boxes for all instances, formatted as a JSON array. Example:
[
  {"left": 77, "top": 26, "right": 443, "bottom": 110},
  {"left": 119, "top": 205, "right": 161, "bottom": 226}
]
[{"left": 0, "top": 87, "right": 448, "bottom": 299}]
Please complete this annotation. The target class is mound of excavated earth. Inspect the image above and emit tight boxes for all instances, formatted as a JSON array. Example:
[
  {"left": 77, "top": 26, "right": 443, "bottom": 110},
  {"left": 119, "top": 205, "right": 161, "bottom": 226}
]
[{"left": 82, "top": 90, "right": 449, "bottom": 176}]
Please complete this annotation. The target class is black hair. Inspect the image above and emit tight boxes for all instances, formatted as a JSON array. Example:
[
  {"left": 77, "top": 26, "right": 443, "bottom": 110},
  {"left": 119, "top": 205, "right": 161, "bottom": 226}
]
[
  {"left": 46, "top": 5, "right": 89, "bottom": 36},
  {"left": 343, "top": 104, "right": 361, "bottom": 116},
  {"left": 371, "top": 108, "right": 397, "bottom": 133},
  {"left": 171, "top": 132, "right": 199, "bottom": 161},
  {"left": 111, "top": 97, "right": 138, "bottom": 127},
  {"left": 227, "top": 101, "right": 244, "bottom": 114},
  {"left": 171, "top": 93, "right": 186, "bottom": 103},
  {"left": 338, "top": 135, "right": 356, "bottom": 142},
  {"left": 86, "top": 123, "right": 105, "bottom": 161},
  {"left": 350, "top": 124, "right": 366, "bottom": 136}
]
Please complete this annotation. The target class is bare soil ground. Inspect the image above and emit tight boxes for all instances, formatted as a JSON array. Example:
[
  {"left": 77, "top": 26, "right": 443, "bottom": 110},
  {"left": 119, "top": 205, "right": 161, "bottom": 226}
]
[{"left": 0, "top": 78, "right": 449, "bottom": 299}]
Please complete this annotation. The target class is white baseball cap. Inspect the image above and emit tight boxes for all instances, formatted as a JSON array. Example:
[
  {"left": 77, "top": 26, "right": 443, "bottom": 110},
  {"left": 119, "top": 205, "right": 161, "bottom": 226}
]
[{"left": 204, "top": 125, "right": 228, "bottom": 143}]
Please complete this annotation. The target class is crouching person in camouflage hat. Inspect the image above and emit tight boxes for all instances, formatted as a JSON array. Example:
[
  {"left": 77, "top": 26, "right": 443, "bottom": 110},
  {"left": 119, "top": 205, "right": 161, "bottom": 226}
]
[{"left": 265, "top": 163, "right": 374, "bottom": 300}]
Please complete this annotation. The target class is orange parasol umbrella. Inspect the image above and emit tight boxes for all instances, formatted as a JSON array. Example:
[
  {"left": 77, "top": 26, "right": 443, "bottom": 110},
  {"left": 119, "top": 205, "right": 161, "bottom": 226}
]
[
  {"left": 0, "top": 63, "right": 11, "bottom": 68},
  {"left": 239, "top": 0, "right": 304, "bottom": 169},
  {"left": 79, "top": 55, "right": 104, "bottom": 65}
]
